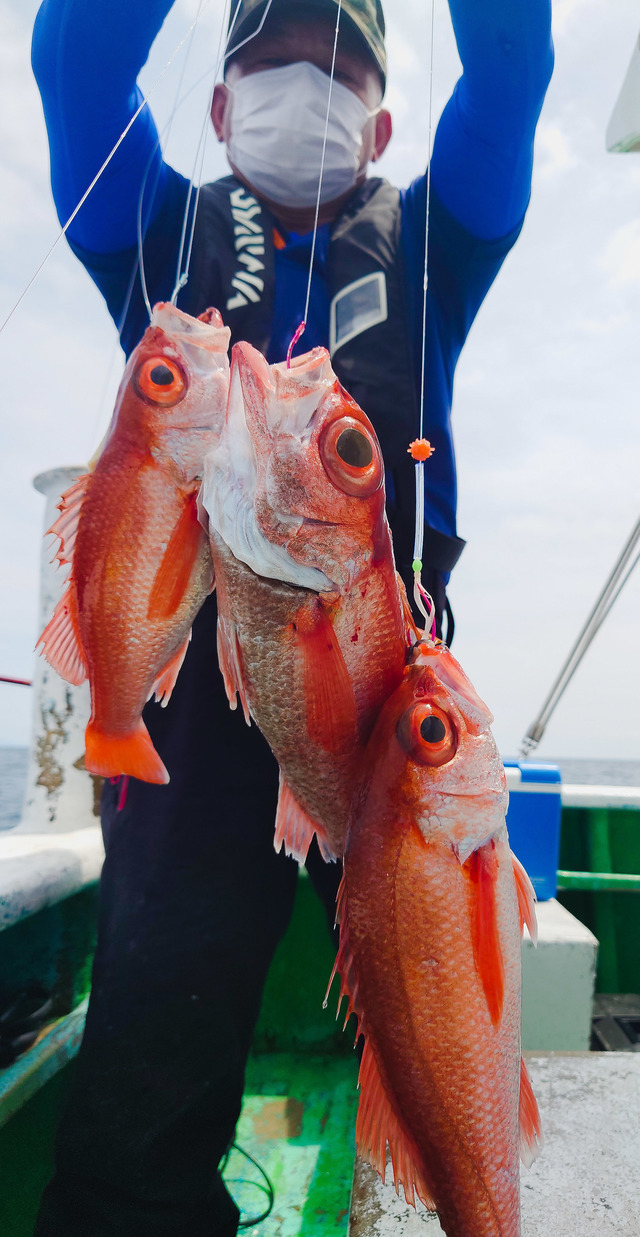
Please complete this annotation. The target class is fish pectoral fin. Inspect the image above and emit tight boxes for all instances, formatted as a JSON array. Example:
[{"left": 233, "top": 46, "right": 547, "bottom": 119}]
[
  {"left": 513, "top": 852, "right": 538, "bottom": 945},
  {"left": 46, "top": 473, "right": 91, "bottom": 566},
  {"left": 519, "top": 1057, "right": 543, "bottom": 1167},
  {"left": 274, "top": 774, "right": 336, "bottom": 865},
  {"left": 36, "top": 581, "right": 88, "bottom": 686},
  {"left": 85, "top": 718, "right": 169, "bottom": 784},
  {"left": 147, "top": 490, "right": 210, "bottom": 621},
  {"left": 357, "top": 1038, "right": 437, "bottom": 1213},
  {"left": 292, "top": 602, "right": 357, "bottom": 754},
  {"left": 216, "top": 614, "right": 250, "bottom": 723},
  {"left": 468, "top": 838, "right": 505, "bottom": 1027},
  {"left": 150, "top": 633, "right": 191, "bottom": 707}
]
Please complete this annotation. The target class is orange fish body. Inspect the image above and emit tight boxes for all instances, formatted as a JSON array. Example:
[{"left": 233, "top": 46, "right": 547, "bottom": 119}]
[
  {"left": 202, "top": 344, "right": 408, "bottom": 859},
  {"left": 332, "top": 642, "right": 541, "bottom": 1235},
  {"left": 38, "top": 304, "right": 230, "bottom": 783}
]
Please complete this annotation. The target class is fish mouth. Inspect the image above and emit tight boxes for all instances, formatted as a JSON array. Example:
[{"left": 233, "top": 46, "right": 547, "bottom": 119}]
[
  {"left": 301, "top": 517, "right": 340, "bottom": 528},
  {"left": 151, "top": 302, "right": 230, "bottom": 355},
  {"left": 169, "top": 424, "right": 215, "bottom": 433}
]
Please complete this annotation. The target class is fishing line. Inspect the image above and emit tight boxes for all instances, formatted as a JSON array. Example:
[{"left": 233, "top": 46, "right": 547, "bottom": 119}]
[
  {"left": 89, "top": 46, "right": 206, "bottom": 456},
  {"left": 138, "top": 0, "right": 213, "bottom": 319},
  {"left": 138, "top": 0, "right": 245, "bottom": 319},
  {"left": 0, "top": 1, "right": 214, "bottom": 341},
  {"left": 224, "top": 0, "right": 276, "bottom": 65},
  {"left": 286, "top": 0, "right": 344, "bottom": 367},
  {"left": 170, "top": 91, "right": 215, "bottom": 303},
  {"left": 85, "top": 0, "right": 261, "bottom": 454},
  {"left": 82, "top": 4, "right": 233, "bottom": 458},
  {"left": 409, "top": 0, "right": 437, "bottom": 638},
  {"left": 171, "top": 0, "right": 234, "bottom": 303},
  {"left": 172, "top": 0, "right": 278, "bottom": 303}
]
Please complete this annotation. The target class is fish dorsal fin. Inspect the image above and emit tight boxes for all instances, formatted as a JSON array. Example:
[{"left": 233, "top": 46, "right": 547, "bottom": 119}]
[
  {"left": 47, "top": 474, "right": 91, "bottom": 566},
  {"left": 216, "top": 613, "right": 250, "bottom": 723},
  {"left": 468, "top": 838, "right": 505, "bottom": 1026},
  {"left": 292, "top": 602, "right": 358, "bottom": 754},
  {"left": 327, "top": 876, "right": 436, "bottom": 1213},
  {"left": 37, "top": 582, "right": 88, "bottom": 686},
  {"left": 149, "top": 633, "right": 191, "bottom": 708},
  {"left": 519, "top": 1057, "right": 543, "bottom": 1167},
  {"left": 147, "top": 490, "right": 211, "bottom": 622},
  {"left": 274, "top": 774, "right": 336, "bottom": 864},
  {"left": 512, "top": 852, "right": 538, "bottom": 945}
]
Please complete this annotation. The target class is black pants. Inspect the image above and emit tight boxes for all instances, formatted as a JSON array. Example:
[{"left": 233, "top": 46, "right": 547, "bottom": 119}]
[{"left": 35, "top": 595, "right": 342, "bottom": 1237}]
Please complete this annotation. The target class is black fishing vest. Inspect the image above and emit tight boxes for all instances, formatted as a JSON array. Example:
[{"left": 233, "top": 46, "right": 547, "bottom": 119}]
[{"left": 182, "top": 174, "right": 464, "bottom": 585}]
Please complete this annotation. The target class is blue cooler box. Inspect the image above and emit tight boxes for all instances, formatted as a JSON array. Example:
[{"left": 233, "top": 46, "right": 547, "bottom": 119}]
[{"left": 503, "top": 762, "right": 562, "bottom": 900}]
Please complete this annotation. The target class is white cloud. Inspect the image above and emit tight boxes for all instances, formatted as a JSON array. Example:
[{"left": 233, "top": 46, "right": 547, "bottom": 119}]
[
  {"left": 535, "top": 120, "right": 579, "bottom": 179},
  {"left": 599, "top": 218, "right": 640, "bottom": 288},
  {"left": 552, "top": 0, "right": 593, "bottom": 39}
]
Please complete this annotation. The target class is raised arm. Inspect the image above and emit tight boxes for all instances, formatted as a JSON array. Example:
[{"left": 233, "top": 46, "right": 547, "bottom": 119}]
[
  {"left": 32, "top": 0, "right": 174, "bottom": 253},
  {"left": 431, "top": 0, "right": 554, "bottom": 240}
]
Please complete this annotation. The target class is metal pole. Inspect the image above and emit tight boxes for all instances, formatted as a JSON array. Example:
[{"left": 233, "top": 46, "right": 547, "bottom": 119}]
[{"left": 520, "top": 514, "right": 640, "bottom": 755}]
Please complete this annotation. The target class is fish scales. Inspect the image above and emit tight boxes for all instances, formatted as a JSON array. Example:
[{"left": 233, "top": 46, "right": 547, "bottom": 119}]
[
  {"left": 38, "top": 303, "right": 230, "bottom": 783},
  {"left": 203, "top": 342, "right": 408, "bottom": 859},
  {"left": 345, "top": 823, "right": 521, "bottom": 1234},
  {"left": 211, "top": 526, "right": 406, "bottom": 854},
  {"left": 333, "top": 643, "right": 541, "bottom": 1235},
  {"left": 76, "top": 460, "right": 213, "bottom": 734}
]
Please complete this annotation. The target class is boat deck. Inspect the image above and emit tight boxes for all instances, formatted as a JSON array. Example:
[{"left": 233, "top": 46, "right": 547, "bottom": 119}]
[{"left": 348, "top": 1053, "right": 640, "bottom": 1235}]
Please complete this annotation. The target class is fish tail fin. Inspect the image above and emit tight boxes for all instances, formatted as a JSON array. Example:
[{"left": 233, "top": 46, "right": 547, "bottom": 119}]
[
  {"left": 513, "top": 852, "right": 538, "bottom": 945},
  {"left": 519, "top": 1056, "right": 543, "bottom": 1167},
  {"left": 85, "top": 719, "right": 169, "bottom": 784},
  {"left": 329, "top": 875, "right": 436, "bottom": 1213}
]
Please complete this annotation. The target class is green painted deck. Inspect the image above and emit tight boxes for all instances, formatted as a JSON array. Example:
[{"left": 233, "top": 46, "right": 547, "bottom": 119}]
[
  {"left": 228, "top": 1054, "right": 358, "bottom": 1234},
  {"left": 0, "top": 873, "right": 359, "bottom": 1234},
  {"left": 0, "top": 1052, "right": 358, "bottom": 1237}
]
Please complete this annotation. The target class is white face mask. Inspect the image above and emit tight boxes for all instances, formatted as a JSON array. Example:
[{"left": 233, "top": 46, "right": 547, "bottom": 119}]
[{"left": 224, "top": 61, "right": 375, "bottom": 209}]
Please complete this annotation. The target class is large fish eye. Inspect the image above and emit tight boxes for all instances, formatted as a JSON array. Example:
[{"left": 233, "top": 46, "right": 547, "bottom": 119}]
[
  {"left": 397, "top": 702, "right": 457, "bottom": 768},
  {"left": 134, "top": 356, "right": 187, "bottom": 406},
  {"left": 320, "top": 416, "right": 382, "bottom": 497}
]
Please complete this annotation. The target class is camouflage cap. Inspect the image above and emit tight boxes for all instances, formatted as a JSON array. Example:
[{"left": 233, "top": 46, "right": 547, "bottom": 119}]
[{"left": 226, "top": 0, "right": 386, "bottom": 89}]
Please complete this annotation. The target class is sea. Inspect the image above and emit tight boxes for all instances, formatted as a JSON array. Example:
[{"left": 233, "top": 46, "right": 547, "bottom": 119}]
[{"left": 1, "top": 746, "right": 640, "bottom": 831}]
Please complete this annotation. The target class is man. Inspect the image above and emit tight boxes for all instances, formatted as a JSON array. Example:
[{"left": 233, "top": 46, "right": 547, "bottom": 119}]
[{"left": 32, "top": 1, "right": 553, "bottom": 1233}]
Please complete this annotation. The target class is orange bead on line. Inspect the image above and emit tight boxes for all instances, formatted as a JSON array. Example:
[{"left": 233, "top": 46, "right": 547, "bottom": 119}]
[{"left": 408, "top": 438, "right": 435, "bottom": 462}]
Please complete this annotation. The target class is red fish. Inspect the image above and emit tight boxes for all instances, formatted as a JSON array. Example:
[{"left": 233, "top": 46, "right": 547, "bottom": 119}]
[
  {"left": 330, "top": 641, "right": 541, "bottom": 1235},
  {"left": 201, "top": 343, "right": 410, "bottom": 859},
  {"left": 38, "top": 303, "right": 230, "bottom": 783}
]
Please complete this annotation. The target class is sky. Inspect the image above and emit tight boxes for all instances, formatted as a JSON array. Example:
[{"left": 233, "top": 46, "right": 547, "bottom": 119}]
[{"left": 0, "top": 0, "right": 639, "bottom": 759}]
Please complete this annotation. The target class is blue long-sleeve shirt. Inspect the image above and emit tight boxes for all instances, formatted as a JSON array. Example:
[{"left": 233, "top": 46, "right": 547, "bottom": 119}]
[{"left": 32, "top": 0, "right": 553, "bottom": 545}]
